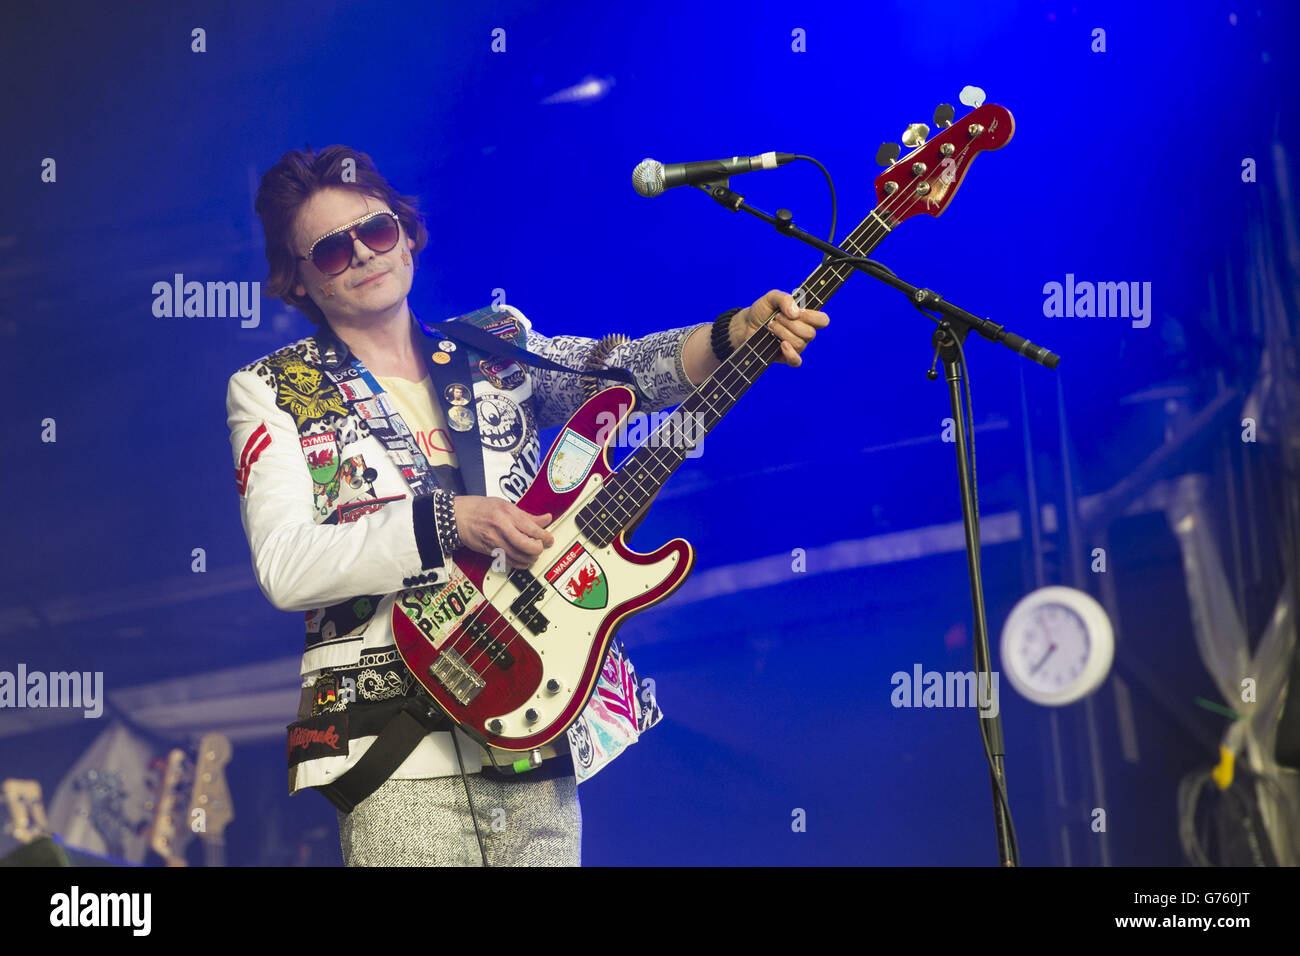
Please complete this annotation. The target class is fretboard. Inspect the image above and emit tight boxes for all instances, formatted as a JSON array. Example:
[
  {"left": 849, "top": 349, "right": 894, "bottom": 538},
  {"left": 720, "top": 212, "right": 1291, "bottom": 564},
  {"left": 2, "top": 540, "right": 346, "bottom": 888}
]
[{"left": 576, "top": 207, "right": 895, "bottom": 547}]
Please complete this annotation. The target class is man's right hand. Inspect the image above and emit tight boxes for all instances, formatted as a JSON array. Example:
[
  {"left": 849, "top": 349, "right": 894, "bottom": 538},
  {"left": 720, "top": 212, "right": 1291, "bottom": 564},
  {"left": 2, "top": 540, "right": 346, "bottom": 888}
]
[{"left": 453, "top": 496, "right": 555, "bottom": 568}]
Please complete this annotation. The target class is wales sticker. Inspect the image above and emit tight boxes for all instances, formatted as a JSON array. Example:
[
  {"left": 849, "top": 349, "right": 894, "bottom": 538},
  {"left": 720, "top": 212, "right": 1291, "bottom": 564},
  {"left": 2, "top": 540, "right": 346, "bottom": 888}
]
[
  {"left": 545, "top": 543, "right": 608, "bottom": 609},
  {"left": 548, "top": 428, "right": 599, "bottom": 493}
]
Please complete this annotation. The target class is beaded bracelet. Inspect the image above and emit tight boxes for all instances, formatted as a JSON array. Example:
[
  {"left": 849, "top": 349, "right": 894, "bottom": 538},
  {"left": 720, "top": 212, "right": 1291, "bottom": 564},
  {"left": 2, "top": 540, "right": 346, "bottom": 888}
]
[{"left": 711, "top": 307, "right": 743, "bottom": 363}]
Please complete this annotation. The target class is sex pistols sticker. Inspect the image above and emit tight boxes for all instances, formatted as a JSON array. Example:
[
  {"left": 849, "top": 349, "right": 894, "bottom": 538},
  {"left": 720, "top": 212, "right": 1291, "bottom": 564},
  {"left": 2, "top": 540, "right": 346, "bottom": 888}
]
[
  {"left": 545, "top": 542, "right": 608, "bottom": 609},
  {"left": 477, "top": 394, "right": 525, "bottom": 453},
  {"left": 396, "top": 567, "right": 486, "bottom": 649},
  {"left": 548, "top": 427, "right": 600, "bottom": 493}
]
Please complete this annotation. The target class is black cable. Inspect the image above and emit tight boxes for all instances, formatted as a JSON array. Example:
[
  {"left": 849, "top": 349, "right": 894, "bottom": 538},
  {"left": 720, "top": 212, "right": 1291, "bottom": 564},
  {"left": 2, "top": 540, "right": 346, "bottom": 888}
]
[
  {"left": 947, "top": 328, "right": 1021, "bottom": 865},
  {"left": 450, "top": 730, "right": 490, "bottom": 867},
  {"left": 789, "top": 155, "right": 837, "bottom": 263}
]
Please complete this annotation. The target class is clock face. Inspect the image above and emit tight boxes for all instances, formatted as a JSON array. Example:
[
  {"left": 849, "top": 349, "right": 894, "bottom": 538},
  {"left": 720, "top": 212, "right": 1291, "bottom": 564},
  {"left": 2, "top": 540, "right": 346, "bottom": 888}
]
[
  {"left": 1000, "top": 586, "right": 1115, "bottom": 706},
  {"left": 1007, "top": 603, "right": 1091, "bottom": 696}
]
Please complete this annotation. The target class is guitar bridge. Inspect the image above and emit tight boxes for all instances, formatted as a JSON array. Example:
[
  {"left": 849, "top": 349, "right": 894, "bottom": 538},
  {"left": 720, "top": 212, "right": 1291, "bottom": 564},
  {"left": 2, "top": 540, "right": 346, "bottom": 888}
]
[{"left": 429, "top": 649, "right": 486, "bottom": 705}]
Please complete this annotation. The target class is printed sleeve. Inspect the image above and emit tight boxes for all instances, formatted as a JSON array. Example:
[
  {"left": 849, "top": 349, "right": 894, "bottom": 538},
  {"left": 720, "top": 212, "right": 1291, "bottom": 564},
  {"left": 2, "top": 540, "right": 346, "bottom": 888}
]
[
  {"left": 225, "top": 369, "right": 448, "bottom": 613},
  {"left": 511, "top": 304, "right": 706, "bottom": 430}
]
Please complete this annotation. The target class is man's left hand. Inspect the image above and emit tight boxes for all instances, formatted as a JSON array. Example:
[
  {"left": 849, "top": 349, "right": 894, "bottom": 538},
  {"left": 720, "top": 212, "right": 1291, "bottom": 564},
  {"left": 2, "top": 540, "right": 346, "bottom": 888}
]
[{"left": 731, "top": 289, "right": 829, "bottom": 367}]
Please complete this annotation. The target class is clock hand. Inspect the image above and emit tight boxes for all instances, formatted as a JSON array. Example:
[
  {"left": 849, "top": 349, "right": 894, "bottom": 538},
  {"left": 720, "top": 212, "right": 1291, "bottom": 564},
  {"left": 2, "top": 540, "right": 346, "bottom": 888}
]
[{"left": 1029, "top": 642, "right": 1058, "bottom": 676}]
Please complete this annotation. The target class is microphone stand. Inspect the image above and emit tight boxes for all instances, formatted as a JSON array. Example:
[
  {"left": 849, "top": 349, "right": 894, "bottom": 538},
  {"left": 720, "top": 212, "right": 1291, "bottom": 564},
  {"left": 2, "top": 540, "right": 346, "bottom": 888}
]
[{"left": 695, "top": 181, "right": 1061, "bottom": 867}]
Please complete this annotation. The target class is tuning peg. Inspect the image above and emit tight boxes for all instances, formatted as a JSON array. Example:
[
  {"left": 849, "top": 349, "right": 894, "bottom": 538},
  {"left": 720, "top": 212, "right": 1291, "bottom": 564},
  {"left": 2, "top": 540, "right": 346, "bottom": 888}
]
[
  {"left": 933, "top": 104, "right": 954, "bottom": 128},
  {"left": 902, "top": 123, "right": 929, "bottom": 147},
  {"left": 875, "top": 142, "right": 900, "bottom": 166},
  {"left": 959, "top": 85, "right": 985, "bottom": 108}
]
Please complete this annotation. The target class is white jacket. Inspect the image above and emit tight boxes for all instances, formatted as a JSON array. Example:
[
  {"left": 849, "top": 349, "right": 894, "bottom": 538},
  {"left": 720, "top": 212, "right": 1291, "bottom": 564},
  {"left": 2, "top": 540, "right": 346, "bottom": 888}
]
[{"left": 226, "top": 304, "right": 701, "bottom": 792}]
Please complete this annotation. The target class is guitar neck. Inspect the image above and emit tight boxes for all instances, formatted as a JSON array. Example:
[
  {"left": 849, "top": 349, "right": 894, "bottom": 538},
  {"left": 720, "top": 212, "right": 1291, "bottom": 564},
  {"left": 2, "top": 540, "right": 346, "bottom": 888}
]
[
  {"left": 577, "top": 209, "right": 893, "bottom": 546},
  {"left": 202, "top": 836, "right": 226, "bottom": 868}
]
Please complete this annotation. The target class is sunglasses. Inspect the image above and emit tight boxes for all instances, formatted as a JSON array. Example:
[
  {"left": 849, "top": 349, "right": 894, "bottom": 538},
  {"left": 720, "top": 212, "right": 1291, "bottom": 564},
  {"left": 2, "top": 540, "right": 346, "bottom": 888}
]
[{"left": 300, "top": 210, "right": 401, "bottom": 277}]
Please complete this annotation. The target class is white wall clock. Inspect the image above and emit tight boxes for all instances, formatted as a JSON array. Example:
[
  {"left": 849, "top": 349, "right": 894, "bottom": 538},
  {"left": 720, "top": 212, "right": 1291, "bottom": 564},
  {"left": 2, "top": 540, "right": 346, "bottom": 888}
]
[{"left": 999, "top": 586, "right": 1115, "bottom": 706}]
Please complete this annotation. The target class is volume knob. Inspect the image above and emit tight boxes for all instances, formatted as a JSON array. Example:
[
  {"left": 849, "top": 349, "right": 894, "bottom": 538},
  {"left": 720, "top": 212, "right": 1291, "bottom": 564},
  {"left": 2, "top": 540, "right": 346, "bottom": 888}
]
[
  {"left": 525, "top": 708, "right": 539, "bottom": 723},
  {"left": 546, "top": 679, "right": 561, "bottom": 694}
]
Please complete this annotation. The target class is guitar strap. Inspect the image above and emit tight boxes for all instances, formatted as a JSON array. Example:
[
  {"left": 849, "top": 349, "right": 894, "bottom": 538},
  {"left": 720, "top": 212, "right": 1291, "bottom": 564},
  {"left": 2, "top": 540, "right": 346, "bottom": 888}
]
[
  {"left": 313, "top": 694, "right": 450, "bottom": 815},
  {"left": 306, "top": 311, "right": 639, "bottom": 811},
  {"left": 417, "top": 314, "right": 650, "bottom": 405}
]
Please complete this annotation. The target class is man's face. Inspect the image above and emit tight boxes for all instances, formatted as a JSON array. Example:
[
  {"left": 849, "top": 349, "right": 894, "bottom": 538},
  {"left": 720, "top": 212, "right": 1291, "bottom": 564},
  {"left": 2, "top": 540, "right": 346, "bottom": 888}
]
[{"left": 292, "top": 186, "right": 416, "bottom": 324}]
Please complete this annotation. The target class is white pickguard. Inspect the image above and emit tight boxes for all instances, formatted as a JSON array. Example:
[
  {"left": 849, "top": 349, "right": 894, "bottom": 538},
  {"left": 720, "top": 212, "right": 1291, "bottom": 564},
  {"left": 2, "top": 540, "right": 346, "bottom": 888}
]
[{"left": 476, "top": 473, "right": 681, "bottom": 743}]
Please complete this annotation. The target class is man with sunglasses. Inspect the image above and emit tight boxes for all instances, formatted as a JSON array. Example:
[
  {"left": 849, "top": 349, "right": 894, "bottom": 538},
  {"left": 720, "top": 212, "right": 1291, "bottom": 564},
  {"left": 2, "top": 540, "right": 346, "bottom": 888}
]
[{"left": 226, "top": 145, "right": 827, "bottom": 866}]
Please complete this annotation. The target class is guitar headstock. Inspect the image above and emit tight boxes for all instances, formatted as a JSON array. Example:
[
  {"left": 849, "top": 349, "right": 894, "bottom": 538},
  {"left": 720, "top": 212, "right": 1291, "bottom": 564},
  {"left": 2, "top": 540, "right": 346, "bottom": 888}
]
[
  {"left": 190, "top": 733, "right": 233, "bottom": 845},
  {"left": 149, "top": 749, "right": 192, "bottom": 866},
  {"left": 3, "top": 779, "right": 49, "bottom": 843},
  {"left": 873, "top": 99, "right": 1014, "bottom": 226},
  {"left": 148, "top": 734, "right": 234, "bottom": 866}
]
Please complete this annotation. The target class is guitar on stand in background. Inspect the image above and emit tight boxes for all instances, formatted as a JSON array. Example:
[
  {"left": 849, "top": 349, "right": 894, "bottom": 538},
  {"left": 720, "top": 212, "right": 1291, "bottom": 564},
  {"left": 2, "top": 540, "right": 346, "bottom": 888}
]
[
  {"left": 149, "top": 733, "right": 234, "bottom": 867},
  {"left": 2, "top": 779, "right": 69, "bottom": 866}
]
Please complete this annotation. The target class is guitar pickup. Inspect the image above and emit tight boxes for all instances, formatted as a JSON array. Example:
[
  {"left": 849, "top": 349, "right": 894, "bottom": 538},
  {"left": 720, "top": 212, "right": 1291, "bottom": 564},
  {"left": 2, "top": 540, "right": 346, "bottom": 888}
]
[
  {"left": 507, "top": 569, "right": 549, "bottom": 635},
  {"left": 463, "top": 620, "right": 516, "bottom": 670}
]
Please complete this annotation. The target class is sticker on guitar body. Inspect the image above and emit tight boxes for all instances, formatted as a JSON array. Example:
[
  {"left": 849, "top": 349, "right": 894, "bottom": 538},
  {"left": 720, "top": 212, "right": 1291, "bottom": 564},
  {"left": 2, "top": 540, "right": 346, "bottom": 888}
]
[
  {"left": 397, "top": 570, "right": 486, "bottom": 648},
  {"left": 544, "top": 543, "right": 608, "bottom": 609},
  {"left": 548, "top": 428, "right": 599, "bottom": 493}
]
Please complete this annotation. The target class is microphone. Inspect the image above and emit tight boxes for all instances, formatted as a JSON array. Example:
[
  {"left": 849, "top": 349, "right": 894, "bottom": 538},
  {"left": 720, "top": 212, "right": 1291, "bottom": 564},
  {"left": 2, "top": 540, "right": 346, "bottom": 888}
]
[{"left": 632, "top": 153, "right": 796, "bottom": 197}]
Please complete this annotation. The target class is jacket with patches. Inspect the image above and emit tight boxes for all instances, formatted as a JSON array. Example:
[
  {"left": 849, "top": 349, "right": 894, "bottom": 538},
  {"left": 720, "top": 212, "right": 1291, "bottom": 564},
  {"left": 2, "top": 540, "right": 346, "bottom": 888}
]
[{"left": 225, "top": 304, "right": 702, "bottom": 793}]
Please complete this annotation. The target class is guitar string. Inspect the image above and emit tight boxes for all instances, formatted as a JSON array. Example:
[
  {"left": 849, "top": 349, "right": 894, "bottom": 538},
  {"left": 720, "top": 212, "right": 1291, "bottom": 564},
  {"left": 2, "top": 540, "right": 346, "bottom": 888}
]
[
  {"left": 439, "top": 177, "right": 921, "bottom": 679},
  {"left": 433, "top": 166, "right": 938, "bottom": 692},
  {"left": 415, "top": 144, "right": 967, "bottom": 722},
  {"left": 438, "top": 203, "right": 904, "bottom": 693},
  {"left": 437, "top": 204, "right": 895, "bottom": 681}
]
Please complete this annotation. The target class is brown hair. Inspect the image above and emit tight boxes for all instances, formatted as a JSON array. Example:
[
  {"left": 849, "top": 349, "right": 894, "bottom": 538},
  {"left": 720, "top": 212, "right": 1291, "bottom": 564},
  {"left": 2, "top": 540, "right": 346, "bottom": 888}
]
[{"left": 254, "top": 144, "right": 429, "bottom": 326}]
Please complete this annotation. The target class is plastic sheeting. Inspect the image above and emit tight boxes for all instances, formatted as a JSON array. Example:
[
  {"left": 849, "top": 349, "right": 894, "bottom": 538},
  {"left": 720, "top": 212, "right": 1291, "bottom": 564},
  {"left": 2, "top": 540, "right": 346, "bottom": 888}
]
[{"left": 1166, "top": 473, "right": 1300, "bottom": 865}]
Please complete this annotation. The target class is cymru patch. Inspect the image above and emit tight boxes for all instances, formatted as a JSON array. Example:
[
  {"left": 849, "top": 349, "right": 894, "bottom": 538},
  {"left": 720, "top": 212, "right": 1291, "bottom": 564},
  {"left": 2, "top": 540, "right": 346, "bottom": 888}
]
[{"left": 300, "top": 432, "right": 339, "bottom": 483}]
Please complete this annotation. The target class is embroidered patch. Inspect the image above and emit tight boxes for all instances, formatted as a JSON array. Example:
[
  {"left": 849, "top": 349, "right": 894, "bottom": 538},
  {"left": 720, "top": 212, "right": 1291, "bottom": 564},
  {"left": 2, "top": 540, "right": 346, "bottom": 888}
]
[
  {"left": 236, "top": 423, "right": 271, "bottom": 495},
  {"left": 547, "top": 427, "right": 599, "bottom": 493},
  {"left": 337, "top": 494, "right": 405, "bottom": 523},
  {"left": 337, "top": 378, "right": 373, "bottom": 402},
  {"left": 267, "top": 353, "right": 347, "bottom": 427},
  {"left": 479, "top": 357, "right": 525, "bottom": 391},
  {"left": 482, "top": 315, "right": 522, "bottom": 342},
  {"left": 313, "top": 674, "right": 338, "bottom": 714},
  {"left": 300, "top": 432, "right": 339, "bottom": 483},
  {"left": 286, "top": 713, "right": 349, "bottom": 767}
]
